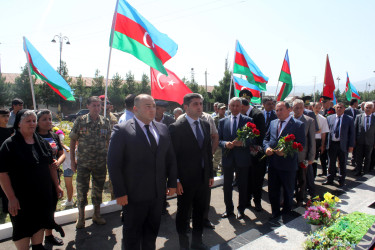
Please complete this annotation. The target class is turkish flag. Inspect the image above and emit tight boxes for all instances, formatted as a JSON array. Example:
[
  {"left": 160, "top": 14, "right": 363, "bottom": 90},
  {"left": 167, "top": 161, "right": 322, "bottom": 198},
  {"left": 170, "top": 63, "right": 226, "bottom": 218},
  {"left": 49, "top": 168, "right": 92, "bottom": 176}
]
[
  {"left": 150, "top": 67, "right": 192, "bottom": 105},
  {"left": 322, "top": 55, "right": 335, "bottom": 99}
]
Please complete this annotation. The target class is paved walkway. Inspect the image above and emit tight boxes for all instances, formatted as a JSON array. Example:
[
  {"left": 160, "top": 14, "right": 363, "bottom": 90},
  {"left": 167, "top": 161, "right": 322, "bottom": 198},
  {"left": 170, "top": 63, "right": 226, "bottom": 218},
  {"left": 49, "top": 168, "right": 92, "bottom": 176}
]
[{"left": 0, "top": 162, "right": 374, "bottom": 249}]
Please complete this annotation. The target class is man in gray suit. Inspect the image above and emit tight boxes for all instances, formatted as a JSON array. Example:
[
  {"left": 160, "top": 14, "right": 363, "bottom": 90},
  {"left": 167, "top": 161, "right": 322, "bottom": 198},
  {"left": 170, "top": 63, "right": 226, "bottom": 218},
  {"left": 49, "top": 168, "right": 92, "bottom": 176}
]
[
  {"left": 292, "top": 99, "right": 316, "bottom": 206},
  {"left": 107, "top": 94, "right": 177, "bottom": 249},
  {"left": 354, "top": 101, "right": 375, "bottom": 175}
]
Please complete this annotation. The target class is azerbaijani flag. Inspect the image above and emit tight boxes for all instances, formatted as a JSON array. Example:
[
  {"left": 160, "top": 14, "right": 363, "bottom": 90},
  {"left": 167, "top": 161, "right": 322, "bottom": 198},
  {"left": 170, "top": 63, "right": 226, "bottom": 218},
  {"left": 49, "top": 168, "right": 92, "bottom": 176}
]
[
  {"left": 233, "top": 76, "right": 261, "bottom": 104},
  {"left": 110, "top": 0, "right": 178, "bottom": 75},
  {"left": 277, "top": 49, "right": 293, "bottom": 101},
  {"left": 233, "top": 41, "right": 268, "bottom": 91},
  {"left": 345, "top": 72, "right": 360, "bottom": 101},
  {"left": 23, "top": 37, "right": 75, "bottom": 101}
]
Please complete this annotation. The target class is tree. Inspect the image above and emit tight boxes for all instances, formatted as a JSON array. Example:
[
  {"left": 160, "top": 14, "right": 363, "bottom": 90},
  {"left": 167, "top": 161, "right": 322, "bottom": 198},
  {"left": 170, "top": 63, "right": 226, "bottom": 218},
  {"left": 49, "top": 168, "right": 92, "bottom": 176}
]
[
  {"left": 0, "top": 73, "right": 11, "bottom": 106},
  {"left": 91, "top": 69, "right": 104, "bottom": 96},
  {"left": 137, "top": 73, "right": 151, "bottom": 95},
  {"left": 123, "top": 71, "right": 136, "bottom": 95},
  {"left": 13, "top": 65, "right": 39, "bottom": 109},
  {"left": 212, "top": 70, "right": 232, "bottom": 104},
  {"left": 57, "top": 61, "right": 72, "bottom": 84},
  {"left": 108, "top": 73, "right": 125, "bottom": 112}
]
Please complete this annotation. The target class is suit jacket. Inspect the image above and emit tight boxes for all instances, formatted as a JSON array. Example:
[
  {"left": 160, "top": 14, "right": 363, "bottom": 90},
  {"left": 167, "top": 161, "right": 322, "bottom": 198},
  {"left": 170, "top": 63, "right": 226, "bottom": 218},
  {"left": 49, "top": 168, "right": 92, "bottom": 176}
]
[
  {"left": 107, "top": 119, "right": 177, "bottom": 203},
  {"left": 161, "top": 114, "right": 175, "bottom": 127},
  {"left": 296, "top": 115, "right": 316, "bottom": 162},
  {"left": 354, "top": 113, "right": 375, "bottom": 146},
  {"left": 263, "top": 117, "right": 305, "bottom": 171},
  {"left": 218, "top": 114, "right": 253, "bottom": 166},
  {"left": 304, "top": 109, "right": 319, "bottom": 132},
  {"left": 247, "top": 107, "right": 266, "bottom": 145},
  {"left": 264, "top": 110, "right": 277, "bottom": 132},
  {"left": 344, "top": 107, "right": 361, "bottom": 118},
  {"left": 326, "top": 114, "right": 355, "bottom": 152},
  {"left": 169, "top": 117, "right": 213, "bottom": 188}
]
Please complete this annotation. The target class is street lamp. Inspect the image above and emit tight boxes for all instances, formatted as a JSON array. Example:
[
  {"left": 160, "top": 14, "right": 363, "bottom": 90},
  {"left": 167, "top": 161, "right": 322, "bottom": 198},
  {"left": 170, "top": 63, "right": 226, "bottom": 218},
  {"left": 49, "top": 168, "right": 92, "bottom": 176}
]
[
  {"left": 51, "top": 33, "right": 70, "bottom": 75},
  {"left": 336, "top": 76, "right": 341, "bottom": 92}
]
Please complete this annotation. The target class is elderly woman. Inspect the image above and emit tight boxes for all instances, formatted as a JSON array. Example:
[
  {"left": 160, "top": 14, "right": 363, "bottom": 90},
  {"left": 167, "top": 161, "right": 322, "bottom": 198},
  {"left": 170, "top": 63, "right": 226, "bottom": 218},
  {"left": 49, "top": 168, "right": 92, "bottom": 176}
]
[
  {"left": 36, "top": 109, "right": 65, "bottom": 246},
  {"left": 0, "top": 110, "right": 64, "bottom": 250}
]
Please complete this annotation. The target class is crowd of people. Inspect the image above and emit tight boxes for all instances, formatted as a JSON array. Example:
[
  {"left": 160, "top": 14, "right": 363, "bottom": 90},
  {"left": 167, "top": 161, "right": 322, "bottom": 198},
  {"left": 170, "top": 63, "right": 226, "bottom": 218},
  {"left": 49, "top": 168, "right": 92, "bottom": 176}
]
[{"left": 0, "top": 91, "right": 374, "bottom": 250}]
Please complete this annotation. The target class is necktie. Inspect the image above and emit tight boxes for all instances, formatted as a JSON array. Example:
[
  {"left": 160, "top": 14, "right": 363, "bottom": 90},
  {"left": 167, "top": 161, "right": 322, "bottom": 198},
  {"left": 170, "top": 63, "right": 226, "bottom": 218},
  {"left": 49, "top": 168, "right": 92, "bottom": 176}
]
[
  {"left": 194, "top": 121, "right": 204, "bottom": 148},
  {"left": 366, "top": 116, "right": 370, "bottom": 131},
  {"left": 267, "top": 112, "right": 270, "bottom": 123},
  {"left": 232, "top": 116, "right": 237, "bottom": 137},
  {"left": 334, "top": 117, "right": 341, "bottom": 138},
  {"left": 145, "top": 125, "right": 157, "bottom": 153},
  {"left": 278, "top": 120, "right": 285, "bottom": 136}
]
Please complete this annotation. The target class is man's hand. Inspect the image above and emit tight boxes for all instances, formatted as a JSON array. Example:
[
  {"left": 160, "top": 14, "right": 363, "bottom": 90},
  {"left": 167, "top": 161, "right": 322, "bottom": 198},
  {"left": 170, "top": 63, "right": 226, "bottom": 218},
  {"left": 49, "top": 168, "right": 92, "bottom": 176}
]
[
  {"left": 266, "top": 147, "right": 274, "bottom": 156},
  {"left": 320, "top": 145, "right": 325, "bottom": 153},
  {"left": 308, "top": 160, "right": 313, "bottom": 165},
  {"left": 56, "top": 185, "right": 64, "bottom": 199},
  {"left": 8, "top": 197, "right": 20, "bottom": 217},
  {"left": 209, "top": 178, "right": 214, "bottom": 187},
  {"left": 275, "top": 149, "right": 284, "bottom": 157},
  {"left": 177, "top": 182, "right": 184, "bottom": 195},
  {"left": 225, "top": 142, "right": 234, "bottom": 149},
  {"left": 232, "top": 140, "right": 243, "bottom": 147},
  {"left": 117, "top": 195, "right": 128, "bottom": 206},
  {"left": 71, "top": 160, "right": 77, "bottom": 173},
  {"left": 166, "top": 188, "right": 176, "bottom": 196},
  {"left": 348, "top": 147, "right": 354, "bottom": 153},
  {"left": 50, "top": 159, "right": 59, "bottom": 170}
]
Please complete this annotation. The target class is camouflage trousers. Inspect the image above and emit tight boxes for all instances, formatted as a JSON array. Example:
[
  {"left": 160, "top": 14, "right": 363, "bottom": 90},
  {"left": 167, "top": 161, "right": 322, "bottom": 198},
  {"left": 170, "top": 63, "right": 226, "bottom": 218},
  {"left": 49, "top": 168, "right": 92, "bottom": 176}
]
[
  {"left": 213, "top": 148, "right": 222, "bottom": 175},
  {"left": 76, "top": 164, "right": 107, "bottom": 207}
]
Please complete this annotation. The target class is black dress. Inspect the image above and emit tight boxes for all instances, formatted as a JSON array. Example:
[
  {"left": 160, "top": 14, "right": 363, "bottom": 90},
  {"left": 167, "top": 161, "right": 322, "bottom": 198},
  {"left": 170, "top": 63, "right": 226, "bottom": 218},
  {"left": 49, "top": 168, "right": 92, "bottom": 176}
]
[
  {"left": 0, "top": 132, "right": 57, "bottom": 241},
  {"left": 0, "top": 127, "right": 13, "bottom": 213}
]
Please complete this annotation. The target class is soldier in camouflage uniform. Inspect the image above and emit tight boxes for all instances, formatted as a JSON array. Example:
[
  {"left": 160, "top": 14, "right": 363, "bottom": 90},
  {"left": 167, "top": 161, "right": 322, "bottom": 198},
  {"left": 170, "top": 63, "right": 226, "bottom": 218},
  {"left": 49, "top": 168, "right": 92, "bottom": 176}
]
[
  {"left": 70, "top": 96, "right": 111, "bottom": 229},
  {"left": 213, "top": 103, "right": 227, "bottom": 176}
]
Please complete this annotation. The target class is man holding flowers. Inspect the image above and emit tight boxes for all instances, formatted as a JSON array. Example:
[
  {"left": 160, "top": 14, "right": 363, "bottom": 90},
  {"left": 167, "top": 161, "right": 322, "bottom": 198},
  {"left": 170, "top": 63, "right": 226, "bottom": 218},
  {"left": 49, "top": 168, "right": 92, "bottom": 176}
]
[{"left": 263, "top": 101, "right": 305, "bottom": 219}]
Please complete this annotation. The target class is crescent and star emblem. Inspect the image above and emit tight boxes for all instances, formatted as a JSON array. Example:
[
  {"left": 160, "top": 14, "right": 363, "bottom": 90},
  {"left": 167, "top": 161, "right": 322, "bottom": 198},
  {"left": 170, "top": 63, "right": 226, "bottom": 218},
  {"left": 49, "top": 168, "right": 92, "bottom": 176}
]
[
  {"left": 143, "top": 32, "right": 154, "bottom": 48},
  {"left": 156, "top": 73, "right": 177, "bottom": 89}
]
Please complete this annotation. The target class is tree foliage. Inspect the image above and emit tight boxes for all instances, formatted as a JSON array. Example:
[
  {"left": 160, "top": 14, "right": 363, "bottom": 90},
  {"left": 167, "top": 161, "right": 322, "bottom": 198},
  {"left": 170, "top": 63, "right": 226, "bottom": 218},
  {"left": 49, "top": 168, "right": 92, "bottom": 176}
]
[
  {"left": 212, "top": 70, "right": 232, "bottom": 104},
  {"left": 0, "top": 73, "right": 11, "bottom": 106}
]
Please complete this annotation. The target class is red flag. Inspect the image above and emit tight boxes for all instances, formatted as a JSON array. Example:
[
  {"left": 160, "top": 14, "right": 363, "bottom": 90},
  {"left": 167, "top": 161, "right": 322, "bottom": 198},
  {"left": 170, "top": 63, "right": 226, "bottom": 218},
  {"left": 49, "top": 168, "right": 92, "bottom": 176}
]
[
  {"left": 322, "top": 55, "right": 335, "bottom": 99},
  {"left": 150, "top": 67, "right": 192, "bottom": 105}
]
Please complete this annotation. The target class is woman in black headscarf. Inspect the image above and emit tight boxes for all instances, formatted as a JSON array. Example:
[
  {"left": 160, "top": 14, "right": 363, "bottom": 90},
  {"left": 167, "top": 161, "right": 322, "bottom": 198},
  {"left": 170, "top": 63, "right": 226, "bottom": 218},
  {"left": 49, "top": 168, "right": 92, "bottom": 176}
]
[{"left": 0, "top": 110, "right": 64, "bottom": 250}]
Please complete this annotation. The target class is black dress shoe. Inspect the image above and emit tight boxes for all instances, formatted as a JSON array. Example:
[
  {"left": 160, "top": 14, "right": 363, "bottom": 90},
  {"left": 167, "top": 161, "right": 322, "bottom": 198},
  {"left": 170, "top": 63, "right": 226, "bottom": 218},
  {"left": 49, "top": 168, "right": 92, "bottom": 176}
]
[
  {"left": 191, "top": 242, "right": 209, "bottom": 250},
  {"left": 338, "top": 182, "right": 345, "bottom": 188},
  {"left": 236, "top": 211, "right": 245, "bottom": 220},
  {"left": 203, "top": 220, "right": 215, "bottom": 229},
  {"left": 221, "top": 211, "right": 235, "bottom": 218},
  {"left": 322, "top": 181, "right": 334, "bottom": 185},
  {"left": 254, "top": 202, "right": 263, "bottom": 212},
  {"left": 354, "top": 172, "right": 362, "bottom": 176},
  {"left": 45, "top": 235, "right": 64, "bottom": 246}
]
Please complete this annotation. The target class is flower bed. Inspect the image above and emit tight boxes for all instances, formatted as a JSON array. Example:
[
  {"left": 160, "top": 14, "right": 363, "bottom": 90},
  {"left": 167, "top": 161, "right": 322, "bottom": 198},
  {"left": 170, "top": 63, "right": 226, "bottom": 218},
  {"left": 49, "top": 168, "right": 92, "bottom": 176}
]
[{"left": 304, "top": 211, "right": 375, "bottom": 249}]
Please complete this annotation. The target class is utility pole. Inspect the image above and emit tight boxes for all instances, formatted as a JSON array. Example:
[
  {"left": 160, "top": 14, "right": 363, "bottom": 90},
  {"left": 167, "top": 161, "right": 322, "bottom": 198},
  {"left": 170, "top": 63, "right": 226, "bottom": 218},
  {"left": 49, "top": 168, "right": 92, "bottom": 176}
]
[
  {"left": 205, "top": 69, "right": 208, "bottom": 92},
  {"left": 336, "top": 76, "right": 341, "bottom": 92},
  {"left": 313, "top": 76, "right": 317, "bottom": 102},
  {"left": 191, "top": 68, "right": 195, "bottom": 83}
]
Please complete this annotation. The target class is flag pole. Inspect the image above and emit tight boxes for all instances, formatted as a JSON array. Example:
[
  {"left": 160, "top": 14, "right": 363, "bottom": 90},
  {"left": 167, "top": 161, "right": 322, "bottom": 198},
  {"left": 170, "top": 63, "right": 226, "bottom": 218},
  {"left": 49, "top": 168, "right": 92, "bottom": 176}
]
[
  {"left": 23, "top": 37, "right": 37, "bottom": 110},
  {"left": 104, "top": 0, "right": 120, "bottom": 118},
  {"left": 228, "top": 40, "right": 238, "bottom": 104},
  {"left": 274, "top": 81, "right": 280, "bottom": 99}
]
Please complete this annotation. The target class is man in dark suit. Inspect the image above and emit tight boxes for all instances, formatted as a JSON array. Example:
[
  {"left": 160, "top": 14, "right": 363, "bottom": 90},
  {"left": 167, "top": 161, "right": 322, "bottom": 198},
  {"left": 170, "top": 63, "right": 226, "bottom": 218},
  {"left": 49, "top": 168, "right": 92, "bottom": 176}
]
[
  {"left": 292, "top": 99, "right": 316, "bottom": 206},
  {"left": 107, "top": 94, "right": 177, "bottom": 250},
  {"left": 155, "top": 100, "right": 175, "bottom": 127},
  {"left": 218, "top": 97, "right": 253, "bottom": 220},
  {"left": 263, "top": 101, "right": 305, "bottom": 218},
  {"left": 345, "top": 98, "right": 361, "bottom": 166},
  {"left": 324, "top": 102, "right": 355, "bottom": 187},
  {"left": 263, "top": 97, "right": 277, "bottom": 132},
  {"left": 240, "top": 95, "right": 266, "bottom": 211},
  {"left": 344, "top": 98, "right": 361, "bottom": 118},
  {"left": 169, "top": 93, "right": 214, "bottom": 250},
  {"left": 354, "top": 102, "right": 375, "bottom": 175}
]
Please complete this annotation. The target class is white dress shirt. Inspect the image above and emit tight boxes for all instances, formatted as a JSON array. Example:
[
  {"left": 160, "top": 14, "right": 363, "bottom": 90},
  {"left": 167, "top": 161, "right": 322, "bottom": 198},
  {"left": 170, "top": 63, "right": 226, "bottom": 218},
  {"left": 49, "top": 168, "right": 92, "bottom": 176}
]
[
  {"left": 278, "top": 115, "right": 292, "bottom": 136},
  {"left": 185, "top": 115, "right": 204, "bottom": 140},
  {"left": 331, "top": 115, "right": 342, "bottom": 141},
  {"left": 134, "top": 116, "right": 160, "bottom": 145},
  {"left": 230, "top": 114, "right": 241, "bottom": 134}
]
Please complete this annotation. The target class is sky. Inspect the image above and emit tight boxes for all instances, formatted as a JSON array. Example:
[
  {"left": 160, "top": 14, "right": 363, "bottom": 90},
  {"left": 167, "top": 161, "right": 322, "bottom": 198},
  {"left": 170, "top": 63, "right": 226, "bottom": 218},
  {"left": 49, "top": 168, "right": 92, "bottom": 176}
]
[{"left": 1, "top": 0, "right": 375, "bottom": 95}]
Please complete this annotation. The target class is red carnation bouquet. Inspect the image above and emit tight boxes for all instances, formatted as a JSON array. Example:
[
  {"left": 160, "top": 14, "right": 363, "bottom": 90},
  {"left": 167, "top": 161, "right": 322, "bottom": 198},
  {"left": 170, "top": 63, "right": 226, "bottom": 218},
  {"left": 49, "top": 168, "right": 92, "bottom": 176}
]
[
  {"left": 261, "top": 134, "right": 303, "bottom": 159},
  {"left": 225, "top": 122, "right": 260, "bottom": 155}
]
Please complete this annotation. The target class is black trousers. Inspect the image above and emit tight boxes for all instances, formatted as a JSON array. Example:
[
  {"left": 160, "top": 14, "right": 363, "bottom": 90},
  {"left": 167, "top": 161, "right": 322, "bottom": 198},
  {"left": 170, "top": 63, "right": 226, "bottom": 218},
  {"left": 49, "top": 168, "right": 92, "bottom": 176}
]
[
  {"left": 268, "top": 167, "right": 296, "bottom": 216},
  {"left": 223, "top": 164, "right": 249, "bottom": 213},
  {"left": 295, "top": 166, "right": 307, "bottom": 203},
  {"left": 176, "top": 180, "right": 208, "bottom": 237},
  {"left": 355, "top": 144, "right": 373, "bottom": 174},
  {"left": 312, "top": 139, "right": 321, "bottom": 177},
  {"left": 327, "top": 141, "right": 348, "bottom": 183},
  {"left": 247, "top": 154, "right": 267, "bottom": 205},
  {"left": 122, "top": 198, "right": 163, "bottom": 250}
]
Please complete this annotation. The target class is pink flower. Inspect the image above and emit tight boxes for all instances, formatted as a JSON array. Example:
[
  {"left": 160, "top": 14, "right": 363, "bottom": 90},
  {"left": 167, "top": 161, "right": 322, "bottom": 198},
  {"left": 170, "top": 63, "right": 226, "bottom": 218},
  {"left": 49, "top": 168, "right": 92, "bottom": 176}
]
[{"left": 309, "top": 211, "right": 320, "bottom": 220}]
